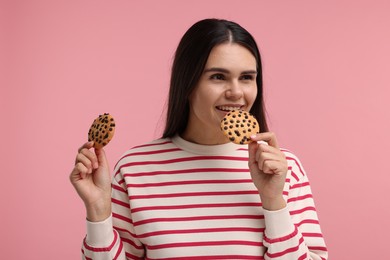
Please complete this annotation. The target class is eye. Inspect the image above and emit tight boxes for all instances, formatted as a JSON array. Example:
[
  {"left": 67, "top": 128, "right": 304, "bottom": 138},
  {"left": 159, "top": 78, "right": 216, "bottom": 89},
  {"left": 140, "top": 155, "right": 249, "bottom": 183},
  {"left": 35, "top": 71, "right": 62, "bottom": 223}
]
[
  {"left": 210, "top": 73, "right": 225, "bottom": 80},
  {"left": 240, "top": 74, "right": 255, "bottom": 81}
]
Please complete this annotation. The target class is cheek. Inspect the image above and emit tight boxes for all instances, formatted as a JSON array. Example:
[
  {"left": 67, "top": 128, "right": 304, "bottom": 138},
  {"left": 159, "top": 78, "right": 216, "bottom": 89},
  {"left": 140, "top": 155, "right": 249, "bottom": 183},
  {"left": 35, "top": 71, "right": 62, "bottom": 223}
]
[
  {"left": 192, "top": 87, "right": 217, "bottom": 106},
  {"left": 188, "top": 90, "right": 210, "bottom": 116},
  {"left": 246, "top": 86, "right": 258, "bottom": 106}
]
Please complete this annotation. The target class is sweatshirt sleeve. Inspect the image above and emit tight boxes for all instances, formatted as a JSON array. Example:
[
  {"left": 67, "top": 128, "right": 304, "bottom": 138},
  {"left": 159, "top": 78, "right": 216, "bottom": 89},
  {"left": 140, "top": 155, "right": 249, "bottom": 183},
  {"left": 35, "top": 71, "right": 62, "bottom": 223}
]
[
  {"left": 82, "top": 215, "right": 126, "bottom": 259},
  {"left": 81, "top": 161, "right": 145, "bottom": 259},
  {"left": 262, "top": 151, "right": 328, "bottom": 259}
]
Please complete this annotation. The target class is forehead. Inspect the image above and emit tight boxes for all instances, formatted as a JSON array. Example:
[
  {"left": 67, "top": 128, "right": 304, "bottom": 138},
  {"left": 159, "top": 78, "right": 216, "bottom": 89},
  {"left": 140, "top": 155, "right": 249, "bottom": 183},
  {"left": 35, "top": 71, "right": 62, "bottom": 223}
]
[{"left": 205, "top": 43, "right": 257, "bottom": 70}]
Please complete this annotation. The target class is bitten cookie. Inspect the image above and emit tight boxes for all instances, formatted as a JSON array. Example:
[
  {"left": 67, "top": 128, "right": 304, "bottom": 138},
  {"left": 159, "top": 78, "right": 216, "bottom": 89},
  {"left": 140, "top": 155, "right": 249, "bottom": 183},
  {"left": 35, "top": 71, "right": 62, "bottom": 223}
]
[
  {"left": 88, "top": 113, "right": 115, "bottom": 149},
  {"left": 220, "top": 110, "right": 260, "bottom": 144}
]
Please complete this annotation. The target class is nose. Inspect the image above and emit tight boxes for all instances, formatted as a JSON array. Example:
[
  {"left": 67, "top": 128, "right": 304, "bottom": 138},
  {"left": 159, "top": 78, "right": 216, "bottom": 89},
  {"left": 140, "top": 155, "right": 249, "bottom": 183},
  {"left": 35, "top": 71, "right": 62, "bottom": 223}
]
[{"left": 225, "top": 80, "right": 243, "bottom": 100}]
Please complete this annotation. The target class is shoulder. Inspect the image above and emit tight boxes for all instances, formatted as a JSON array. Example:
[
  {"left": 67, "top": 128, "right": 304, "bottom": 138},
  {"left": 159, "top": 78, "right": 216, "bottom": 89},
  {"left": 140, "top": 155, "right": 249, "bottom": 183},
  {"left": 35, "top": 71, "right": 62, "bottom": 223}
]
[
  {"left": 280, "top": 148, "right": 307, "bottom": 184},
  {"left": 113, "top": 138, "right": 177, "bottom": 171}
]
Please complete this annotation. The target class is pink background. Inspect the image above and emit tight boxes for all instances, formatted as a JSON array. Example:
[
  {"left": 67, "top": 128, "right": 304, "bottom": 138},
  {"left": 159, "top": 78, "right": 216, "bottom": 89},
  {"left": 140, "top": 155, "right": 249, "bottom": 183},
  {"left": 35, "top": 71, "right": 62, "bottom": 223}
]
[{"left": 1, "top": 0, "right": 389, "bottom": 258}]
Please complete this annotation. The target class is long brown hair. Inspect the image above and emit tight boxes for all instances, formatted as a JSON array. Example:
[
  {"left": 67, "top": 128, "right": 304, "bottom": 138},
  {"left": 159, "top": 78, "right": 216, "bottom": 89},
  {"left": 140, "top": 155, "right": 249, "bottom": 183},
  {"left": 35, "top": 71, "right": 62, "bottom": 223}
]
[{"left": 162, "top": 18, "right": 268, "bottom": 138}]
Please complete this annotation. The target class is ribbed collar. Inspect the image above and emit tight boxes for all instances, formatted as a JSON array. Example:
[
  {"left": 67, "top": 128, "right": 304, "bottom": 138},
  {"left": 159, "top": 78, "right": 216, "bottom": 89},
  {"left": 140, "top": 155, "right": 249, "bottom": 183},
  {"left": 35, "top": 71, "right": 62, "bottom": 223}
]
[{"left": 171, "top": 135, "right": 243, "bottom": 155}]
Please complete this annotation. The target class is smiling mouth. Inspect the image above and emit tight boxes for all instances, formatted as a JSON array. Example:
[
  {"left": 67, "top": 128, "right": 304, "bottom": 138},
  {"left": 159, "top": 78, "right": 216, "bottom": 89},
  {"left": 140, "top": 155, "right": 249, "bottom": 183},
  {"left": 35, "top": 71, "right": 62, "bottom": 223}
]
[{"left": 216, "top": 105, "right": 243, "bottom": 112}]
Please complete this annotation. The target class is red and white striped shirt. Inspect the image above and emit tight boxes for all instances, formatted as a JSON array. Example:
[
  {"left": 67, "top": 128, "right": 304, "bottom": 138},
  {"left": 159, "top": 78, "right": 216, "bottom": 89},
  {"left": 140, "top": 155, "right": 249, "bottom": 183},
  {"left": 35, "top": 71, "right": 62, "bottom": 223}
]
[{"left": 82, "top": 136, "right": 328, "bottom": 259}]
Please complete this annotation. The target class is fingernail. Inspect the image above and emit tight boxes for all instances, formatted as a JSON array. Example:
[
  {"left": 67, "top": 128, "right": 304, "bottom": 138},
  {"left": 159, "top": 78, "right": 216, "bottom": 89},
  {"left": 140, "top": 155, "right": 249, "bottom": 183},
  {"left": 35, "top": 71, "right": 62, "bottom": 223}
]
[{"left": 250, "top": 135, "right": 257, "bottom": 139}]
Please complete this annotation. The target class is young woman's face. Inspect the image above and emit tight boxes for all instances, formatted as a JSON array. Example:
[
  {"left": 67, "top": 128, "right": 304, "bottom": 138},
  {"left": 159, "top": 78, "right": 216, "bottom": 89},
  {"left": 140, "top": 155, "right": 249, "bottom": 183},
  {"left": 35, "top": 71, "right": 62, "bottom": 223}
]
[{"left": 183, "top": 43, "right": 258, "bottom": 145}]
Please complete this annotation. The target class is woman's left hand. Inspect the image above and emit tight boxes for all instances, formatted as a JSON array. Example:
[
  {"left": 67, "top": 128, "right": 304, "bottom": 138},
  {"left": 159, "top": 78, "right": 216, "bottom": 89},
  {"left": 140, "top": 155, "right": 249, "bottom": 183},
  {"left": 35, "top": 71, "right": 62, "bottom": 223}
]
[{"left": 248, "top": 132, "right": 288, "bottom": 211}]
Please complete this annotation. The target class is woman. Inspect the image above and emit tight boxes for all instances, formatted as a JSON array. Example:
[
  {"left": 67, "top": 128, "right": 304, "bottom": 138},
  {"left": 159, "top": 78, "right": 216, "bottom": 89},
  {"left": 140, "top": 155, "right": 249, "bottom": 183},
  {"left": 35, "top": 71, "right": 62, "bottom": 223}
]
[{"left": 70, "top": 18, "right": 328, "bottom": 259}]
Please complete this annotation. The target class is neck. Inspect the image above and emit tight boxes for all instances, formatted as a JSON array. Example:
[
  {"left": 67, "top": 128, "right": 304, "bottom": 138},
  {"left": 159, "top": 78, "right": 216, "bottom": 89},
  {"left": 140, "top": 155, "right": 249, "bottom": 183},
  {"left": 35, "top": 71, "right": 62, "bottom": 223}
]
[{"left": 181, "top": 128, "right": 229, "bottom": 145}]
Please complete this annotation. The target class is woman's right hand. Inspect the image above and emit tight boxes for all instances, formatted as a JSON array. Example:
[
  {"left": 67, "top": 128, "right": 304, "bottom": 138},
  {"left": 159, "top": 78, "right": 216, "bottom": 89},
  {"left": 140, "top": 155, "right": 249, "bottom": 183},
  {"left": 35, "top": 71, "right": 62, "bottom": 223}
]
[{"left": 70, "top": 141, "right": 112, "bottom": 222}]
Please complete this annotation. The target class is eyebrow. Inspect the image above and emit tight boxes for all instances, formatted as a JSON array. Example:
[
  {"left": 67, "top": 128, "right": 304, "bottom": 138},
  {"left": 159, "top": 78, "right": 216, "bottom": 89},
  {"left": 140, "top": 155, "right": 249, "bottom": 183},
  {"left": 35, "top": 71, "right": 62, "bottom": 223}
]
[{"left": 203, "top": 67, "right": 257, "bottom": 75}]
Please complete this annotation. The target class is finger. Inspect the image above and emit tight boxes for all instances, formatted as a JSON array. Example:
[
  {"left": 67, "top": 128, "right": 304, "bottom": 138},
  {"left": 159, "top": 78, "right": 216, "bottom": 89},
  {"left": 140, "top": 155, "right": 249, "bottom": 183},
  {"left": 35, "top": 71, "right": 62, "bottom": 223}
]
[
  {"left": 78, "top": 141, "right": 94, "bottom": 153},
  {"left": 95, "top": 148, "right": 108, "bottom": 168},
  {"left": 250, "top": 132, "right": 279, "bottom": 149},
  {"left": 258, "top": 143, "right": 283, "bottom": 156},
  {"left": 78, "top": 147, "right": 99, "bottom": 169},
  {"left": 75, "top": 153, "right": 94, "bottom": 173},
  {"left": 257, "top": 150, "right": 282, "bottom": 171},
  {"left": 262, "top": 160, "right": 277, "bottom": 174},
  {"left": 255, "top": 144, "right": 263, "bottom": 170},
  {"left": 254, "top": 142, "right": 285, "bottom": 169},
  {"left": 91, "top": 148, "right": 112, "bottom": 188},
  {"left": 262, "top": 160, "right": 287, "bottom": 176},
  {"left": 70, "top": 162, "right": 89, "bottom": 183},
  {"left": 77, "top": 163, "right": 89, "bottom": 179},
  {"left": 248, "top": 141, "right": 260, "bottom": 170},
  {"left": 252, "top": 143, "right": 265, "bottom": 171}
]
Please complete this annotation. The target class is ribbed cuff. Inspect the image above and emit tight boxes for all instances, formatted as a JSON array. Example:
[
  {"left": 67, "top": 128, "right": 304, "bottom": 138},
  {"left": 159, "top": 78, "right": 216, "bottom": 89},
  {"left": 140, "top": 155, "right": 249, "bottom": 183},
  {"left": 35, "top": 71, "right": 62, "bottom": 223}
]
[
  {"left": 263, "top": 206, "right": 295, "bottom": 239},
  {"left": 85, "top": 215, "right": 114, "bottom": 247}
]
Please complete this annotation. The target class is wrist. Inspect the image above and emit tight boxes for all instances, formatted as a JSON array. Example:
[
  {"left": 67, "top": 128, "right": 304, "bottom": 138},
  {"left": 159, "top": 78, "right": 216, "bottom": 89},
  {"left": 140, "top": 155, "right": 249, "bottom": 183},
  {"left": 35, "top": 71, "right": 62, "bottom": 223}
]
[
  {"left": 85, "top": 201, "right": 112, "bottom": 222},
  {"left": 261, "top": 195, "right": 286, "bottom": 211}
]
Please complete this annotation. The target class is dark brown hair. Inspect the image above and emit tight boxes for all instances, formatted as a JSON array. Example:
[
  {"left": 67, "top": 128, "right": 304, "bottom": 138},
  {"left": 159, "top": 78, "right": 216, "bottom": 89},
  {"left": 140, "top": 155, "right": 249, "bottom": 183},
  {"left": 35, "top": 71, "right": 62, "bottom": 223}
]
[{"left": 162, "top": 18, "right": 268, "bottom": 138}]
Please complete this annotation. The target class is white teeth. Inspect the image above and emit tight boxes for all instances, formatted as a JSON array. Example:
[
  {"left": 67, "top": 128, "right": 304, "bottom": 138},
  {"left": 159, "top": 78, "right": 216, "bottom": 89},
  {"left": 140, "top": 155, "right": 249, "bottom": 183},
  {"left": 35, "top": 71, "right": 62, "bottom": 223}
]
[{"left": 218, "top": 106, "right": 241, "bottom": 111}]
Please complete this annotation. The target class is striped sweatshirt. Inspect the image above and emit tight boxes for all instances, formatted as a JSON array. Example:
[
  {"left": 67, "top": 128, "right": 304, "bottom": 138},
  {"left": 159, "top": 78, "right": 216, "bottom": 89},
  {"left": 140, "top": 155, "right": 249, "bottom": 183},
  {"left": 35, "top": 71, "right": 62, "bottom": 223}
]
[{"left": 82, "top": 135, "right": 328, "bottom": 259}]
